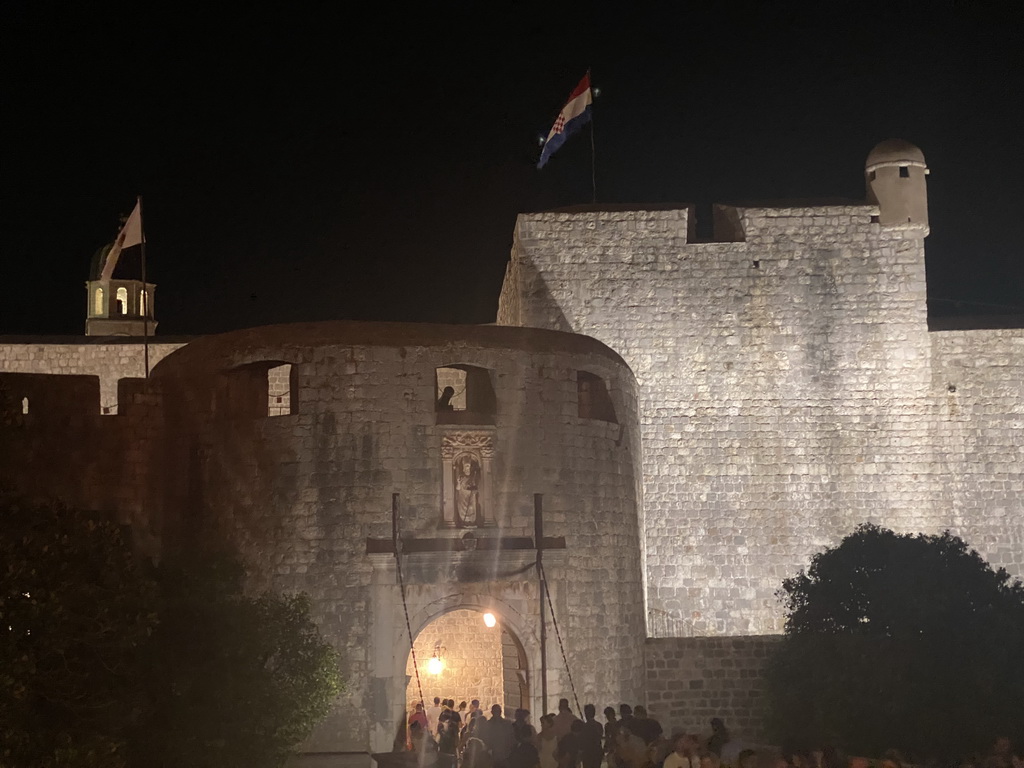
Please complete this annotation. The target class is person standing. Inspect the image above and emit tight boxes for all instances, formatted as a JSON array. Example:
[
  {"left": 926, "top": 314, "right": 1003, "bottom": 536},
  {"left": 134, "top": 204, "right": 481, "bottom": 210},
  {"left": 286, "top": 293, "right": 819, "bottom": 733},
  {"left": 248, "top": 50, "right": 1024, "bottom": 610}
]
[
  {"left": 438, "top": 718, "right": 460, "bottom": 768},
  {"left": 603, "top": 707, "right": 620, "bottom": 768},
  {"left": 553, "top": 699, "right": 579, "bottom": 740},
  {"left": 483, "top": 704, "right": 515, "bottom": 768},
  {"left": 537, "top": 713, "right": 559, "bottom": 768},
  {"left": 426, "top": 697, "right": 443, "bottom": 740},
  {"left": 580, "top": 704, "right": 604, "bottom": 768}
]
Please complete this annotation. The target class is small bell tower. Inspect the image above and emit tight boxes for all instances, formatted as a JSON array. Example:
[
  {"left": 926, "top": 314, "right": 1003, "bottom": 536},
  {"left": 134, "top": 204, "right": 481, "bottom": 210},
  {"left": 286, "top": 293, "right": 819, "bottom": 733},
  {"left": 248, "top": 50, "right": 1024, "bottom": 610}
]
[{"left": 85, "top": 242, "right": 157, "bottom": 336}]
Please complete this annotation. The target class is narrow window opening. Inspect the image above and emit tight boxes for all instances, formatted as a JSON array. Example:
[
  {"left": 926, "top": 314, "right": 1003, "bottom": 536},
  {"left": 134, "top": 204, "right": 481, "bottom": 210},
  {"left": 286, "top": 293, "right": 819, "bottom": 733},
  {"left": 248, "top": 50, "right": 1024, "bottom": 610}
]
[
  {"left": 577, "top": 371, "right": 617, "bottom": 423},
  {"left": 870, "top": 215, "right": 880, "bottom": 224},
  {"left": 752, "top": 260, "right": 760, "bottom": 269},
  {"left": 267, "top": 364, "right": 293, "bottom": 416},
  {"left": 869, "top": 170, "right": 876, "bottom": 181},
  {"left": 93, "top": 287, "right": 104, "bottom": 316},
  {"left": 116, "top": 287, "right": 128, "bottom": 315},
  {"left": 139, "top": 289, "right": 148, "bottom": 317},
  {"left": 899, "top": 166, "right": 910, "bottom": 178},
  {"left": 21, "top": 397, "right": 29, "bottom": 415}
]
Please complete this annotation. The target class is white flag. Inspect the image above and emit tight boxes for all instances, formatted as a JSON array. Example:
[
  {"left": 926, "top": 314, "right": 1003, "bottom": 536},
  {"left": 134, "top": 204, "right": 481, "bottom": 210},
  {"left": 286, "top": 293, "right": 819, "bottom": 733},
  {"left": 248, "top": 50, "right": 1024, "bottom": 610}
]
[{"left": 100, "top": 200, "right": 144, "bottom": 281}]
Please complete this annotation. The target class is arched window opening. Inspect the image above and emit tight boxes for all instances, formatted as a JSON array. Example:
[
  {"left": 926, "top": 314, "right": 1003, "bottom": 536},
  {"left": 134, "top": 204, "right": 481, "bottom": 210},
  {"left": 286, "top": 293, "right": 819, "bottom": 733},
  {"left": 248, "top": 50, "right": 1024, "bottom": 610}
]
[
  {"left": 22, "top": 397, "right": 29, "bottom": 415},
  {"left": 93, "top": 287, "right": 104, "bottom": 316},
  {"left": 139, "top": 289, "right": 148, "bottom": 317},
  {"left": 577, "top": 371, "right": 617, "bottom": 423},
  {"left": 435, "top": 365, "right": 496, "bottom": 425},
  {"left": 116, "top": 287, "right": 128, "bottom": 315}
]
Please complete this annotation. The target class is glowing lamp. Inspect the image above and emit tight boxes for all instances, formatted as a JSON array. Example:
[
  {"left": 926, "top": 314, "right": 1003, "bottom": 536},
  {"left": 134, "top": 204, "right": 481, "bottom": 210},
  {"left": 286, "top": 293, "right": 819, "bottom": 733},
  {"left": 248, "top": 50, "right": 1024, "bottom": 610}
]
[
  {"left": 483, "top": 612, "right": 497, "bottom": 628},
  {"left": 427, "top": 655, "right": 444, "bottom": 675}
]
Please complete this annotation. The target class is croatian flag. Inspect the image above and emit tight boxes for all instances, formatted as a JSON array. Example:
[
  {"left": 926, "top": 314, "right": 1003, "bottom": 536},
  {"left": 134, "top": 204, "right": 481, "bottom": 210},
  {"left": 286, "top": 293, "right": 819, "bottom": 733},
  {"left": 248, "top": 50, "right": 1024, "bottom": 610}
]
[{"left": 537, "top": 73, "right": 593, "bottom": 169}]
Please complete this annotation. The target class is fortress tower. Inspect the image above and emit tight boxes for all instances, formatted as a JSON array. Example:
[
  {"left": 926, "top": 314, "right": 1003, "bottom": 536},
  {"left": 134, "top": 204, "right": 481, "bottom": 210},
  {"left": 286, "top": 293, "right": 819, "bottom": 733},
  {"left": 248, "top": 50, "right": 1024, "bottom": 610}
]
[
  {"left": 866, "top": 138, "right": 930, "bottom": 232},
  {"left": 498, "top": 139, "right": 1022, "bottom": 642}
]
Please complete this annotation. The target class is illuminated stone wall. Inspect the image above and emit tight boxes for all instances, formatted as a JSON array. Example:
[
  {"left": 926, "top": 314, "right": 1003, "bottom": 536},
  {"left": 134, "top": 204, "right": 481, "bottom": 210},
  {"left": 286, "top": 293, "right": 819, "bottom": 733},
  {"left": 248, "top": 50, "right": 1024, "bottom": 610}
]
[
  {"left": 645, "top": 636, "right": 781, "bottom": 742},
  {"left": 404, "top": 609, "right": 504, "bottom": 714},
  {"left": 0, "top": 338, "right": 187, "bottom": 412},
  {"left": 498, "top": 203, "right": 1023, "bottom": 638}
]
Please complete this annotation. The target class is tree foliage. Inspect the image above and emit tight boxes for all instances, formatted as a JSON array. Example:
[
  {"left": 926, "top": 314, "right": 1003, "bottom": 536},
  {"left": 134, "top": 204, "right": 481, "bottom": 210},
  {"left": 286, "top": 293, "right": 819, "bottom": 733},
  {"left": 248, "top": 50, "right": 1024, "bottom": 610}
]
[
  {"left": 767, "top": 524, "right": 1024, "bottom": 761},
  {"left": 0, "top": 496, "right": 156, "bottom": 767},
  {"left": 1, "top": 495, "right": 342, "bottom": 768},
  {"left": 132, "top": 555, "right": 343, "bottom": 768}
]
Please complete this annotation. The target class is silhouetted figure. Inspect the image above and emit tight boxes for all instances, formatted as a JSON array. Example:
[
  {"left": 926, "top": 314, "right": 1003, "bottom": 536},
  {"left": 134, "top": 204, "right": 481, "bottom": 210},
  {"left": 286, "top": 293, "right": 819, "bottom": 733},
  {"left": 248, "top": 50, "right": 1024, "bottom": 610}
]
[
  {"left": 580, "top": 704, "right": 604, "bottom": 768},
  {"left": 707, "top": 718, "right": 730, "bottom": 757},
  {"left": 437, "top": 386, "right": 455, "bottom": 410}
]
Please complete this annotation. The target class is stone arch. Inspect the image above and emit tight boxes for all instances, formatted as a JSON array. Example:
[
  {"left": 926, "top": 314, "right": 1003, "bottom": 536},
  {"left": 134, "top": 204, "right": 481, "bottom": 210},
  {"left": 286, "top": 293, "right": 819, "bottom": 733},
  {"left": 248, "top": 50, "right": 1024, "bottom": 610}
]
[{"left": 399, "top": 592, "right": 541, "bottom": 721}]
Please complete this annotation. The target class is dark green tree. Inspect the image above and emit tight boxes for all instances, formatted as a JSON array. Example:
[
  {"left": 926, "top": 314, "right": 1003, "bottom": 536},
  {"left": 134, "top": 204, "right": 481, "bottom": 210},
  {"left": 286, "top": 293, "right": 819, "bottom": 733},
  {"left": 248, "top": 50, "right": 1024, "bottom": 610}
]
[
  {"left": 131, "top": 555, "right": 343, "bottom": 768},
  {"left": 1, "top": 495, "right": 342, "bottom": 768},
  {"left": 0, "top": 496, "right": 157, "bottom": 768},
  {"left": 767, "top": 524, "right": 1024, "bottom": 761}
]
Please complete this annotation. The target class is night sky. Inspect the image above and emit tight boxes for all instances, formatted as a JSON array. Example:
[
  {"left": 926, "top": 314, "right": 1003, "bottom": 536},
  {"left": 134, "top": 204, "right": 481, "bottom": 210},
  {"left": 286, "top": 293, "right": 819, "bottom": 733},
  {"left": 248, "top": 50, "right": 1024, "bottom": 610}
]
[{"left": 3, "top": 2, "right": 1022, "bottom": 336}]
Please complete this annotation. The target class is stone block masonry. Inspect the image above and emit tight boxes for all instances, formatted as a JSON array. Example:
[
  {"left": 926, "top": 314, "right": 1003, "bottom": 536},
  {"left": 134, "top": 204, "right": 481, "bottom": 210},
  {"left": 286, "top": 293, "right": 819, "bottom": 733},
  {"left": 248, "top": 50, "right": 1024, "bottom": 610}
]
[
  {"left": 645, "top": 636, "right": 781, "bottom": 743},
  {"left": 405, "top": 609, "right": 504, "bottom": 714},
  {"left": 0, "top": 337, "right": 189, "bottom": 411},
  {"left": 498, "top": 203, "right": 1023, "bottom": 637}
]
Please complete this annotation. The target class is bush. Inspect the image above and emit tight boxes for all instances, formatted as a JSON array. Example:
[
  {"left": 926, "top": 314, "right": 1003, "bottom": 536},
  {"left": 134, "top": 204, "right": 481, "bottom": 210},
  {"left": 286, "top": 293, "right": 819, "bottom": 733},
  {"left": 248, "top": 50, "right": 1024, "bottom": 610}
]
[
  {"left": 1, "top": 495, "right": 343, "bottom": 768},
  {"left": 767, "top": 524, "right": 1024, "bottom": 761}
]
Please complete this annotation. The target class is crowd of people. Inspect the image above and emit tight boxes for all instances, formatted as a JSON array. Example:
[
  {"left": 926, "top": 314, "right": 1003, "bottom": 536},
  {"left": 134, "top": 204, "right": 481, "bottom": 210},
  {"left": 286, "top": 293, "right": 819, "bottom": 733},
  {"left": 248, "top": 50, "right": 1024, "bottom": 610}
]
[{"left": 401, "top": 698, "right": 1023, "bottom": 768}]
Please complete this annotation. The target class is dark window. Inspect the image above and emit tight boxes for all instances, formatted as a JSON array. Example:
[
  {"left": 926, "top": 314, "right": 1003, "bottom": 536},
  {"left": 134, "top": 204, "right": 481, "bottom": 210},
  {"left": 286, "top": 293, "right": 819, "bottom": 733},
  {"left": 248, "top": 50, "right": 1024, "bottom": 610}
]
[
  {"left": 869, "top": 170, "right": 876, "bottom": 181},
  {"left": 899, "top": 166, "right": 910, "bottom": 178},
  {"left": 577, "top": 371, "right": 617, "bottom": 423},
  {"left": 436, "top": 365, "right": 496, "bottom": 425}
]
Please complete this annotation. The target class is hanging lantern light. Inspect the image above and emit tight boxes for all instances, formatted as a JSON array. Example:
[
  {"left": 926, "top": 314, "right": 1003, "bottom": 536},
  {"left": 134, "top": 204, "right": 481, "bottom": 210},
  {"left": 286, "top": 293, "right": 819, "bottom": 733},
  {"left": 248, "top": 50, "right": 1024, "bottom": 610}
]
[
  {"left": 427, "top": 641, "right": 445, "bottom": 675},
  {"left": 483, "top": 612, "right": 497, "bottom": 628}
]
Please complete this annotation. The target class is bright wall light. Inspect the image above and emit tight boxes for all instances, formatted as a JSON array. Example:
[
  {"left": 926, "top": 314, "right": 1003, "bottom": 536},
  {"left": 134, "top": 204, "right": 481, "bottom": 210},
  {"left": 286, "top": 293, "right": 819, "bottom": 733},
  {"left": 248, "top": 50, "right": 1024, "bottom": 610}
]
[
  {"left": 483, "top": 612, "right": 497, "bottom": 628},
  {"left": 427, "top": 655, "right": 444, "bottom": 675}
]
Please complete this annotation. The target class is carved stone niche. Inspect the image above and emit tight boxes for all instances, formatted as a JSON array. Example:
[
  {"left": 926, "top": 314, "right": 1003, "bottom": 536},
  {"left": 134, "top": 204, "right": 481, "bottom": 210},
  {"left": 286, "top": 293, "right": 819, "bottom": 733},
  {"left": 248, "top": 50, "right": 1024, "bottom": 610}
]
[{"left": 440, "top": 430, "right": 495, "bottom": 528}]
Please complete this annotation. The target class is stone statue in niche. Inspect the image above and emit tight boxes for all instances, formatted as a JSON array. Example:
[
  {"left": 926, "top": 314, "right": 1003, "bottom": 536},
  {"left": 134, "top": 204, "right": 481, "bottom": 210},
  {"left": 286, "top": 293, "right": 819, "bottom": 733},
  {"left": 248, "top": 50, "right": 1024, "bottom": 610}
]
[
  {"left": 441, "top": 430, "right": 494, "bottom": 528},
  {"left": 454, "top": 453, "right": 482, "bottom": 527}
]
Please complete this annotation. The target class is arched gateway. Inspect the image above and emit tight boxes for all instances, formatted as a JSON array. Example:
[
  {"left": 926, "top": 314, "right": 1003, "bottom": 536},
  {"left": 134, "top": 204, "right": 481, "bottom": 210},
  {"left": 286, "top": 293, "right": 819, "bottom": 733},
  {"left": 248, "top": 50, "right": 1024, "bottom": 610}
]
[
  {"left": 405, "top": 608, "right": 529, "bottom": 715},
  {"left": 367, "top": 534, "right": 558, "bottom": 754}
]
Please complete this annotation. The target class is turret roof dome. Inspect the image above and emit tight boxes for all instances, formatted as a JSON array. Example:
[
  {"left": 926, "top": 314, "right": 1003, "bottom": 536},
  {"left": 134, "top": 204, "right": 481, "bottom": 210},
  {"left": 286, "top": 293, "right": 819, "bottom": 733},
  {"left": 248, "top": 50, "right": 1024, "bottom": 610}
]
[{"left": 866, "top": 139, "right": 926, "bottom": 171}]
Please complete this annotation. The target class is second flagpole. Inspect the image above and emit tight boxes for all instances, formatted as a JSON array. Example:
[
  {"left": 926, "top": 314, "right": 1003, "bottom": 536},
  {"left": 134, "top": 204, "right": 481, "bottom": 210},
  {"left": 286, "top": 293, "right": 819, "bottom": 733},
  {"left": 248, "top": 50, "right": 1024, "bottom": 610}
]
[
  {"left": 139, "top": 194, "right": 150, "bottom": 378},
  {"left": 589, "top": 68, "right": 597, "bottom": 203}
]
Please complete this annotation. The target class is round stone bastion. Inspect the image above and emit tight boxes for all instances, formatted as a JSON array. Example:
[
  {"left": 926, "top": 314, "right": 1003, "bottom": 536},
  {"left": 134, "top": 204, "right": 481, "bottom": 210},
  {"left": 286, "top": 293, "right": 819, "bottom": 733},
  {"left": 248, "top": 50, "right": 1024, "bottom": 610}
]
[{"left": 149, "top": 321, "right": 647, "bottom": 755}]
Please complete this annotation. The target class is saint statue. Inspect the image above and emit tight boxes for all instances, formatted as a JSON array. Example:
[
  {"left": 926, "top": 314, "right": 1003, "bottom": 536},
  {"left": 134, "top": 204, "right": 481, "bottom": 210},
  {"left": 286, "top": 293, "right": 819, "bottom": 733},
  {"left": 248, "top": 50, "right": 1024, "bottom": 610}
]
[{"left": 454, "top": 454, "right": 481, "bottom": 527}]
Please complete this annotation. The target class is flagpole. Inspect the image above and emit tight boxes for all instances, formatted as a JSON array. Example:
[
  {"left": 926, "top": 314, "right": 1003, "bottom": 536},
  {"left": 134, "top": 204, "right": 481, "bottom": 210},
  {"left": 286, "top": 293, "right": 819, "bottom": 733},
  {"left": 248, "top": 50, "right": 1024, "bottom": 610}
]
[
  {"left": 588, "top": 68, "right": 596, "bottom": 204},
  {"left": 138, "top": 194, "right": 150, "bottom": 379}
]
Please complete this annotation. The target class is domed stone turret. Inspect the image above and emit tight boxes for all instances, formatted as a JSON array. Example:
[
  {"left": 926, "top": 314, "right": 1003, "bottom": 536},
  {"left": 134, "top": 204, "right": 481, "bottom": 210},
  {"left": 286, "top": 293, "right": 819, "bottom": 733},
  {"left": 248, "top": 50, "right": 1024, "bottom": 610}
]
[
  {"left": 865, "top": 138, "right": 929, "bottom": 234},
  {"left": 85, "top": 241, "right": 158, "bottom": 337}
]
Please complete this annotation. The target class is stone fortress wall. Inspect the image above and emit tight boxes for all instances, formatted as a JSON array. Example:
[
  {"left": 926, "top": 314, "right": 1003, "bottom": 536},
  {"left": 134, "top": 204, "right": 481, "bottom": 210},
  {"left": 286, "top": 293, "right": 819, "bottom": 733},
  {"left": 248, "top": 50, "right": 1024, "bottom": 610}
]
[
  {"left": 2, "top": 141, "right": 1021, "bottom": 749},
  {"left": 497, "top": 200, "right": 1023, "bottom": 638},
  {"left": 0, "top": 338, "right": 188, "bottom": 411},
  {"left": 0, "top": 322, "right": 647, "bottom": 755}
]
